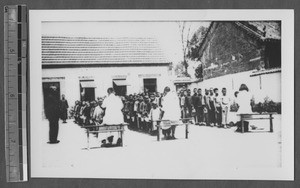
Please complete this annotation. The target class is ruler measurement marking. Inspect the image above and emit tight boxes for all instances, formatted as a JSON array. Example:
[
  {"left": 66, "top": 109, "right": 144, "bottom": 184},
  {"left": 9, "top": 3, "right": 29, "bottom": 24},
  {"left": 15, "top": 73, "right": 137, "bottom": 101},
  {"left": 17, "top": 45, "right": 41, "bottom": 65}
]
[{"left": 4, "top": 5, "right": 27, "bottom": 182}]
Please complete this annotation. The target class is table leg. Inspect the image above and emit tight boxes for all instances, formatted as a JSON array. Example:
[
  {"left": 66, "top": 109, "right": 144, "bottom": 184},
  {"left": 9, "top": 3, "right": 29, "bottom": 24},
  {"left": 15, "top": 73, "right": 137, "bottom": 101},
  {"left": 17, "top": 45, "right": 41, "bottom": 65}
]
[
  {"left": 270, "top": 114, "right": 273, "bottom": 132},
  {"left": 185, "top": 123, "right": 189, "bottom": 139},
  {"left": 241, "top": 117, "right": 244, "bottom": 133},
  {"left": 87, "top": 130, "right": 90, "bottom": 150},
  {"left": 157, "top": 126, "right": 161, "bottom": 141}
]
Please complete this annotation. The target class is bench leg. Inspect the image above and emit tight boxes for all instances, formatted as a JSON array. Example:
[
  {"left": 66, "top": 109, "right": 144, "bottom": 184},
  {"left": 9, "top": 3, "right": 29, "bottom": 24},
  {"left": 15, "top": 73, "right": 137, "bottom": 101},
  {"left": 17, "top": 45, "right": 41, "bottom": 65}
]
[
  {"left": 241, "top": 118, "right": 244, "bottom": 133},
  {"left": 270, "top": 114, "right": 273, "bottom": 132},
  {"left": 185, "top": 124, "right": 189, "bottom": 139}
]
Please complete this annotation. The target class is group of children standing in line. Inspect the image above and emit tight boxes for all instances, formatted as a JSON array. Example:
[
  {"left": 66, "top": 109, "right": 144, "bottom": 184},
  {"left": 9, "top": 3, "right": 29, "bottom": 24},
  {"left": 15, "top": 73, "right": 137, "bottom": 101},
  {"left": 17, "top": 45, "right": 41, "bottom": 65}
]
[{"left": 180, "top": 87, "right": 232, "bottom": 128}]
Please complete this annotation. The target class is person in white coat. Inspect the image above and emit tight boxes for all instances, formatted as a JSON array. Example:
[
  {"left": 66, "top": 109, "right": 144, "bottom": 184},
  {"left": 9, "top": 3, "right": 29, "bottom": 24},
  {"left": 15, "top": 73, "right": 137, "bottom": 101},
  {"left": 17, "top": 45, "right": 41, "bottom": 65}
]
[
  {"left": 236, "top": 84, "right": 252, "bottom": 114},
  {"left": 161, "top": 86, "right": 181, "bottom": 139},
  {"left": 101, "top": 87, "right": 124, "bottom": 125},
  {"left": 236, "top": 84, "right": 252, "bottom": 132}
]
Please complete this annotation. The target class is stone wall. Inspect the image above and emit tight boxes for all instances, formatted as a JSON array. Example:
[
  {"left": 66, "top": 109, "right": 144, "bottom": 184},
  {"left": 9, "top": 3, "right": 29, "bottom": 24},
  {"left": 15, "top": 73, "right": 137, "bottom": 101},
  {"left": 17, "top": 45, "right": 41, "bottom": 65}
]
[{"left": 200, "top": 22, "right": 265, "bottom": 80}]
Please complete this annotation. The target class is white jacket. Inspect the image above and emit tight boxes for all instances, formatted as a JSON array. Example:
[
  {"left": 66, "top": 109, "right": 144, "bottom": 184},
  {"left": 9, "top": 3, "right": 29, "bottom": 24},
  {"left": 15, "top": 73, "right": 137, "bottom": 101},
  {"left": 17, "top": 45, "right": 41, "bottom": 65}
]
[
  {"left": 236, "top": 90, "right": 252, "bottom": 114},
  {"left": 161, "top": 91, "right": 181, "bottom": 121},
  {"left": 102, "top": 94, "right": 124, "bottom": 125}
]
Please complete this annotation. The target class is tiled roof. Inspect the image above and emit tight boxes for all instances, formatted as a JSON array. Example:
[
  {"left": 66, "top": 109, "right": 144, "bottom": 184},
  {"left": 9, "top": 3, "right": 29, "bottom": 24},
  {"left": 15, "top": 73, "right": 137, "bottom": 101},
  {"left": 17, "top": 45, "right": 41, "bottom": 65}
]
[
  {"left": 42, "top": 36, "right": 169, "bottom": 65},
  {"left": 235, "top": 21, "right": 281, "bottom": 41}
]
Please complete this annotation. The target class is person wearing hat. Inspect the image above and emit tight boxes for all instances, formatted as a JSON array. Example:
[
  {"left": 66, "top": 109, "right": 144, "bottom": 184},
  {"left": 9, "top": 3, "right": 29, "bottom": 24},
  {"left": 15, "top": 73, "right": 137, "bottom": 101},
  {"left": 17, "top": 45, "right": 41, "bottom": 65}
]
[{"left": 44, "top": 86, "right": 60, "bottom": 144}]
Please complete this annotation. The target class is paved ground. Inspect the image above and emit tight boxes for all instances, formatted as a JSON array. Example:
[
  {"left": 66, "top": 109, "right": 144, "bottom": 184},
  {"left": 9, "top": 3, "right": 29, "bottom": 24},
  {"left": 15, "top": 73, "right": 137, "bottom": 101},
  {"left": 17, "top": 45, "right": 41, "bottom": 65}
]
[{"left": 39, "top": 115, "right": 281, "bottom": 179}]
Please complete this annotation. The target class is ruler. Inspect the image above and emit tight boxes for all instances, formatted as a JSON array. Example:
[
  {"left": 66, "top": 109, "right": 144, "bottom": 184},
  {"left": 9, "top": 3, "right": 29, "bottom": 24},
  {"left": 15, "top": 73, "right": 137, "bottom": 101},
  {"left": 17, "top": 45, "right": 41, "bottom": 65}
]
[{"left": 4, "top": 5, "right": 28, "bottom": 182}]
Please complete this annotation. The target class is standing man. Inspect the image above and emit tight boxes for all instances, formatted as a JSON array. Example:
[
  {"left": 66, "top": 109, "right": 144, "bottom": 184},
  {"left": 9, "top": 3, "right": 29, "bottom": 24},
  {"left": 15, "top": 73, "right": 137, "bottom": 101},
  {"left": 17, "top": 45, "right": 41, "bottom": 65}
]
[
  {"left": 191, "top": 88, "right": 199, "bottom": 124},
  {"left": 221, "top": 88, "right": 230, "bottom": 128},
  {"left": 101, "top": 88, "right": 124, "bottom": 125},
  {"left": 161, "top": 86, "right": 181, "bottom": 139},
  {"left": 185, "top": 89, "right": 193, "bottom": 118},
  {"left": 196, "top": 88, "right": 204, "bottom": 125},
  {"left": 209, "top": 88, "right": 216, "bottom": 126},
  {"left": 60, "top": 94, "right": 69, "bottom": 123},
  {"left": 101, "top": 88, "right": 124, "bottom": 145},
  {"left": 180, "top": 90, "right": 187, "bottom": 119},
  {"left": 203, "top": 89, "right": 210, "bottom": 126},
  {"left": 44, "top": 86, "right": 60, "bottom": 144},
  {"left": 214, "top": 88, "right": 222, "bottom": 127}
]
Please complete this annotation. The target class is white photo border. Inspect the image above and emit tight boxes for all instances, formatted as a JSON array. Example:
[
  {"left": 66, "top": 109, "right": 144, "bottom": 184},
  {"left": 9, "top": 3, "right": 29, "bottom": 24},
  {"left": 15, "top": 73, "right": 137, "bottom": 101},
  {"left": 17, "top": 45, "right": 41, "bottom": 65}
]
[{"left": 29, "top": 9, "right": 294, "bottom": 180}]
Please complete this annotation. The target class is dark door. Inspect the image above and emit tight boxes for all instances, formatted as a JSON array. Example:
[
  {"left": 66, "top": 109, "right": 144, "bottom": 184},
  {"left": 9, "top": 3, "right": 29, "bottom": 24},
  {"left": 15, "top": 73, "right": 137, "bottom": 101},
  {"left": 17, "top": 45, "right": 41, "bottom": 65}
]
[
  {"left": 113, "top": 83, "right": 127, "bottom": 96},
  {"left": 80, "top": 87, "right": 95, "bottom": 102},
  {"left": 80, "top": 80, "right": 96, "bottom": 102},
  {"left": 143, "top": 78, "right": 157, "bottom": 93}
]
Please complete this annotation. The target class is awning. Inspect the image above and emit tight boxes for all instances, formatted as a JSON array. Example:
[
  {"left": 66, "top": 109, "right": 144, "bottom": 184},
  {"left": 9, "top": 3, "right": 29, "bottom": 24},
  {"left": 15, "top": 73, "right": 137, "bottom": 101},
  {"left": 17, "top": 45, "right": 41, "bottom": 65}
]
[
  {"left": 80, "top": 81, "right": 96, "bottom": 88},
  {"left": 113, "top": 80, "right": 130, "bottom": 86}
]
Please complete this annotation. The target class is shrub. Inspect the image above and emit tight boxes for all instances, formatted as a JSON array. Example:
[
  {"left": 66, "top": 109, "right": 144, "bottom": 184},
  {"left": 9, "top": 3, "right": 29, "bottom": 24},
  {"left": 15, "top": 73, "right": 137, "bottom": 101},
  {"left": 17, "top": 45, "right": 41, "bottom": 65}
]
[
  {"left": 252, "top": 97, "right": 281, "bottom": 114},
  {"left": 230, "top": 96, "right": 281, "bottom": 114}
]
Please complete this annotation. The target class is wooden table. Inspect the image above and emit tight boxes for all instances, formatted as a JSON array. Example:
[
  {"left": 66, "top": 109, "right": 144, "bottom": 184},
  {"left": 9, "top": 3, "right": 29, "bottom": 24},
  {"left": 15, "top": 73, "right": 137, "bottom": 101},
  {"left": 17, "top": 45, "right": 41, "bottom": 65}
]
[
  {"left": 84, "top": 123, "right": 128, "bottom": 149},
  {"left": 237, "top": 113, "right": 275, "bottom": 133},
  {"left": 155, "top": 118, "right": 193, "bottom": 141}
]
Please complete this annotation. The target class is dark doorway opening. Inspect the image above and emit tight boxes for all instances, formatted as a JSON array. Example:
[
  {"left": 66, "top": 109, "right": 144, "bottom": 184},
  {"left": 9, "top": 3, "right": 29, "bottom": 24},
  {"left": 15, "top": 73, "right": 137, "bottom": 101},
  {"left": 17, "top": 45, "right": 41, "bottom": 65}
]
[
  {"left": 266, "top": 42, "right": 281, "bottom": 68},
  {"left": 113, "top": 79, "right": 128, "bottom": 96},
  {"left": 80, "top": 80, "right": 96, "bottom": 102},
  {"left": 143, "top": 78, "right": 157, "bottom": 93}
]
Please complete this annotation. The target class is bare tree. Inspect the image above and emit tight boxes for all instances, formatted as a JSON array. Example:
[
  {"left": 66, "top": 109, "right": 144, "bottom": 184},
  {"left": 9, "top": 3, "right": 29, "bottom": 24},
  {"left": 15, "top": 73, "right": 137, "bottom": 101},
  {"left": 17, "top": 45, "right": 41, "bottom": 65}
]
[{"left": 178, "top": 21, "right": 191, "bottom": 77}]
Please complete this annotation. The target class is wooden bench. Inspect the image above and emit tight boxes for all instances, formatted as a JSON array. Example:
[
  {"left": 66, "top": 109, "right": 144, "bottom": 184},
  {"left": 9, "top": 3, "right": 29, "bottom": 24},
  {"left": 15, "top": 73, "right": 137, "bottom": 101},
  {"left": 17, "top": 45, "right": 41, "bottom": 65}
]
[
  {"left": 155, "top": 118, "right": 193, "bottom": 141},
  {"left": 237, "top": 113, "right": 275, "bottom": 133},
  {"left": 84, "top": 123, "right": 128, "bottom": 150}
]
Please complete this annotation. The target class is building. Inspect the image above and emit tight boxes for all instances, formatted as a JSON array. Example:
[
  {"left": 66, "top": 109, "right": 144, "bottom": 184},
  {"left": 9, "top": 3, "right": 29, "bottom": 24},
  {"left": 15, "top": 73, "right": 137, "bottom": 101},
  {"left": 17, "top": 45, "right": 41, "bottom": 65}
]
[
  {"left": 42, "top": 36, "right": 173, "bottom": 107},
  {"left": 190, "top": 21, "right": 281, "bottom": 102}
]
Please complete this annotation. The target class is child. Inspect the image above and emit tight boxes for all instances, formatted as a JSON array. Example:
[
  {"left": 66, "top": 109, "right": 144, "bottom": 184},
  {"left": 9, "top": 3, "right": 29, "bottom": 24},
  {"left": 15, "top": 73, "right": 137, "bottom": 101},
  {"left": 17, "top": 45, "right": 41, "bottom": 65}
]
[
  {"left": 213, "top": 88, "right": 222, "bottom": 127},
  {"left": 149, "top": 102, "right": 161, "bottom": 134},
  {"left": 221, "top": 88, "right": 230, "bottom": 128}
]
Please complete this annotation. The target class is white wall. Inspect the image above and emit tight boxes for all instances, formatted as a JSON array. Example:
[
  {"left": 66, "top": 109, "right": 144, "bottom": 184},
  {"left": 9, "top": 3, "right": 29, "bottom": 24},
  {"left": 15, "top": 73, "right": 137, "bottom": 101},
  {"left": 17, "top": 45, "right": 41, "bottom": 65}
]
[
  {"left": 189, "top": 71, "right": 281, "bottom": 103},
  {"left": 42, "top": 66, "right": 172, "bottom": 107}
]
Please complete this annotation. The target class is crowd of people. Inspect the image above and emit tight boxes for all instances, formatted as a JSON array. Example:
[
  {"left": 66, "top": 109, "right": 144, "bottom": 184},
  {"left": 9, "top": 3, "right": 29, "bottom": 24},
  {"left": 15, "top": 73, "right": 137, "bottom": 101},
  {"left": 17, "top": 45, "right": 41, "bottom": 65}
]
[
  {"left": 46, "top": 84, "right": 252, "bottom": 144},
  {"left": 70, "top": 84, "right": 252, "bottom": 137}
]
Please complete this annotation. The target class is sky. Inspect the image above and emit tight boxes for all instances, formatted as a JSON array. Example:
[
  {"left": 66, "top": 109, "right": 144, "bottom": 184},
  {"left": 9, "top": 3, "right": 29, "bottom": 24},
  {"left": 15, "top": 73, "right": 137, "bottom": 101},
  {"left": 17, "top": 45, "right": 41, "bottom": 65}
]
[{"left": 42, "top": 21, "right": 210, "bottom": 64}]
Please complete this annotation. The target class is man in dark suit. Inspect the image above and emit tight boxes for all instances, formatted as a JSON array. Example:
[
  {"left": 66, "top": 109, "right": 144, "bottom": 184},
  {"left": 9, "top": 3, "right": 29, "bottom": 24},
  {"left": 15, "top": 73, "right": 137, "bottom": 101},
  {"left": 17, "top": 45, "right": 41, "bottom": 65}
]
[
  {"left": 196, "top": 88, "right": 204, "bottom": 125},
  {"left": 44, "top": 86, "right": 60, "bottom": 144},
  {"left": 191, "top": 88, "right": 199, "bottom": 124},
  {"left": 60, "top": 94, "right": 69, "bottom": 123}
]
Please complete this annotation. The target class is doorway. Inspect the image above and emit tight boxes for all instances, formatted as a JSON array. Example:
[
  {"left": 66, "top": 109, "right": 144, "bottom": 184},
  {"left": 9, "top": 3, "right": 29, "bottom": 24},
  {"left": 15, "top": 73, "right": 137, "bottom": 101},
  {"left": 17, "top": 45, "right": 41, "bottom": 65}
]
[
  {"left": 143, "top": 78, "right": 157, "bottom": 93},
  {"left": 113, "top": 79, "right": 128, "bottom": 96},
  {"left": 80, "top": 80, "right": 96, "bottom": 101}
]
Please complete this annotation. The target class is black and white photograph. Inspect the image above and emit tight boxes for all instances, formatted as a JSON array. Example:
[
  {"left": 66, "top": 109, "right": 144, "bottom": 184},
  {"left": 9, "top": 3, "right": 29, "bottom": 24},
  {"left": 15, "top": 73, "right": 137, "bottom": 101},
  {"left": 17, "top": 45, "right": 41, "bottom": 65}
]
[{"left": 29, "top": 10, "right": 294, "bottom": 180}]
